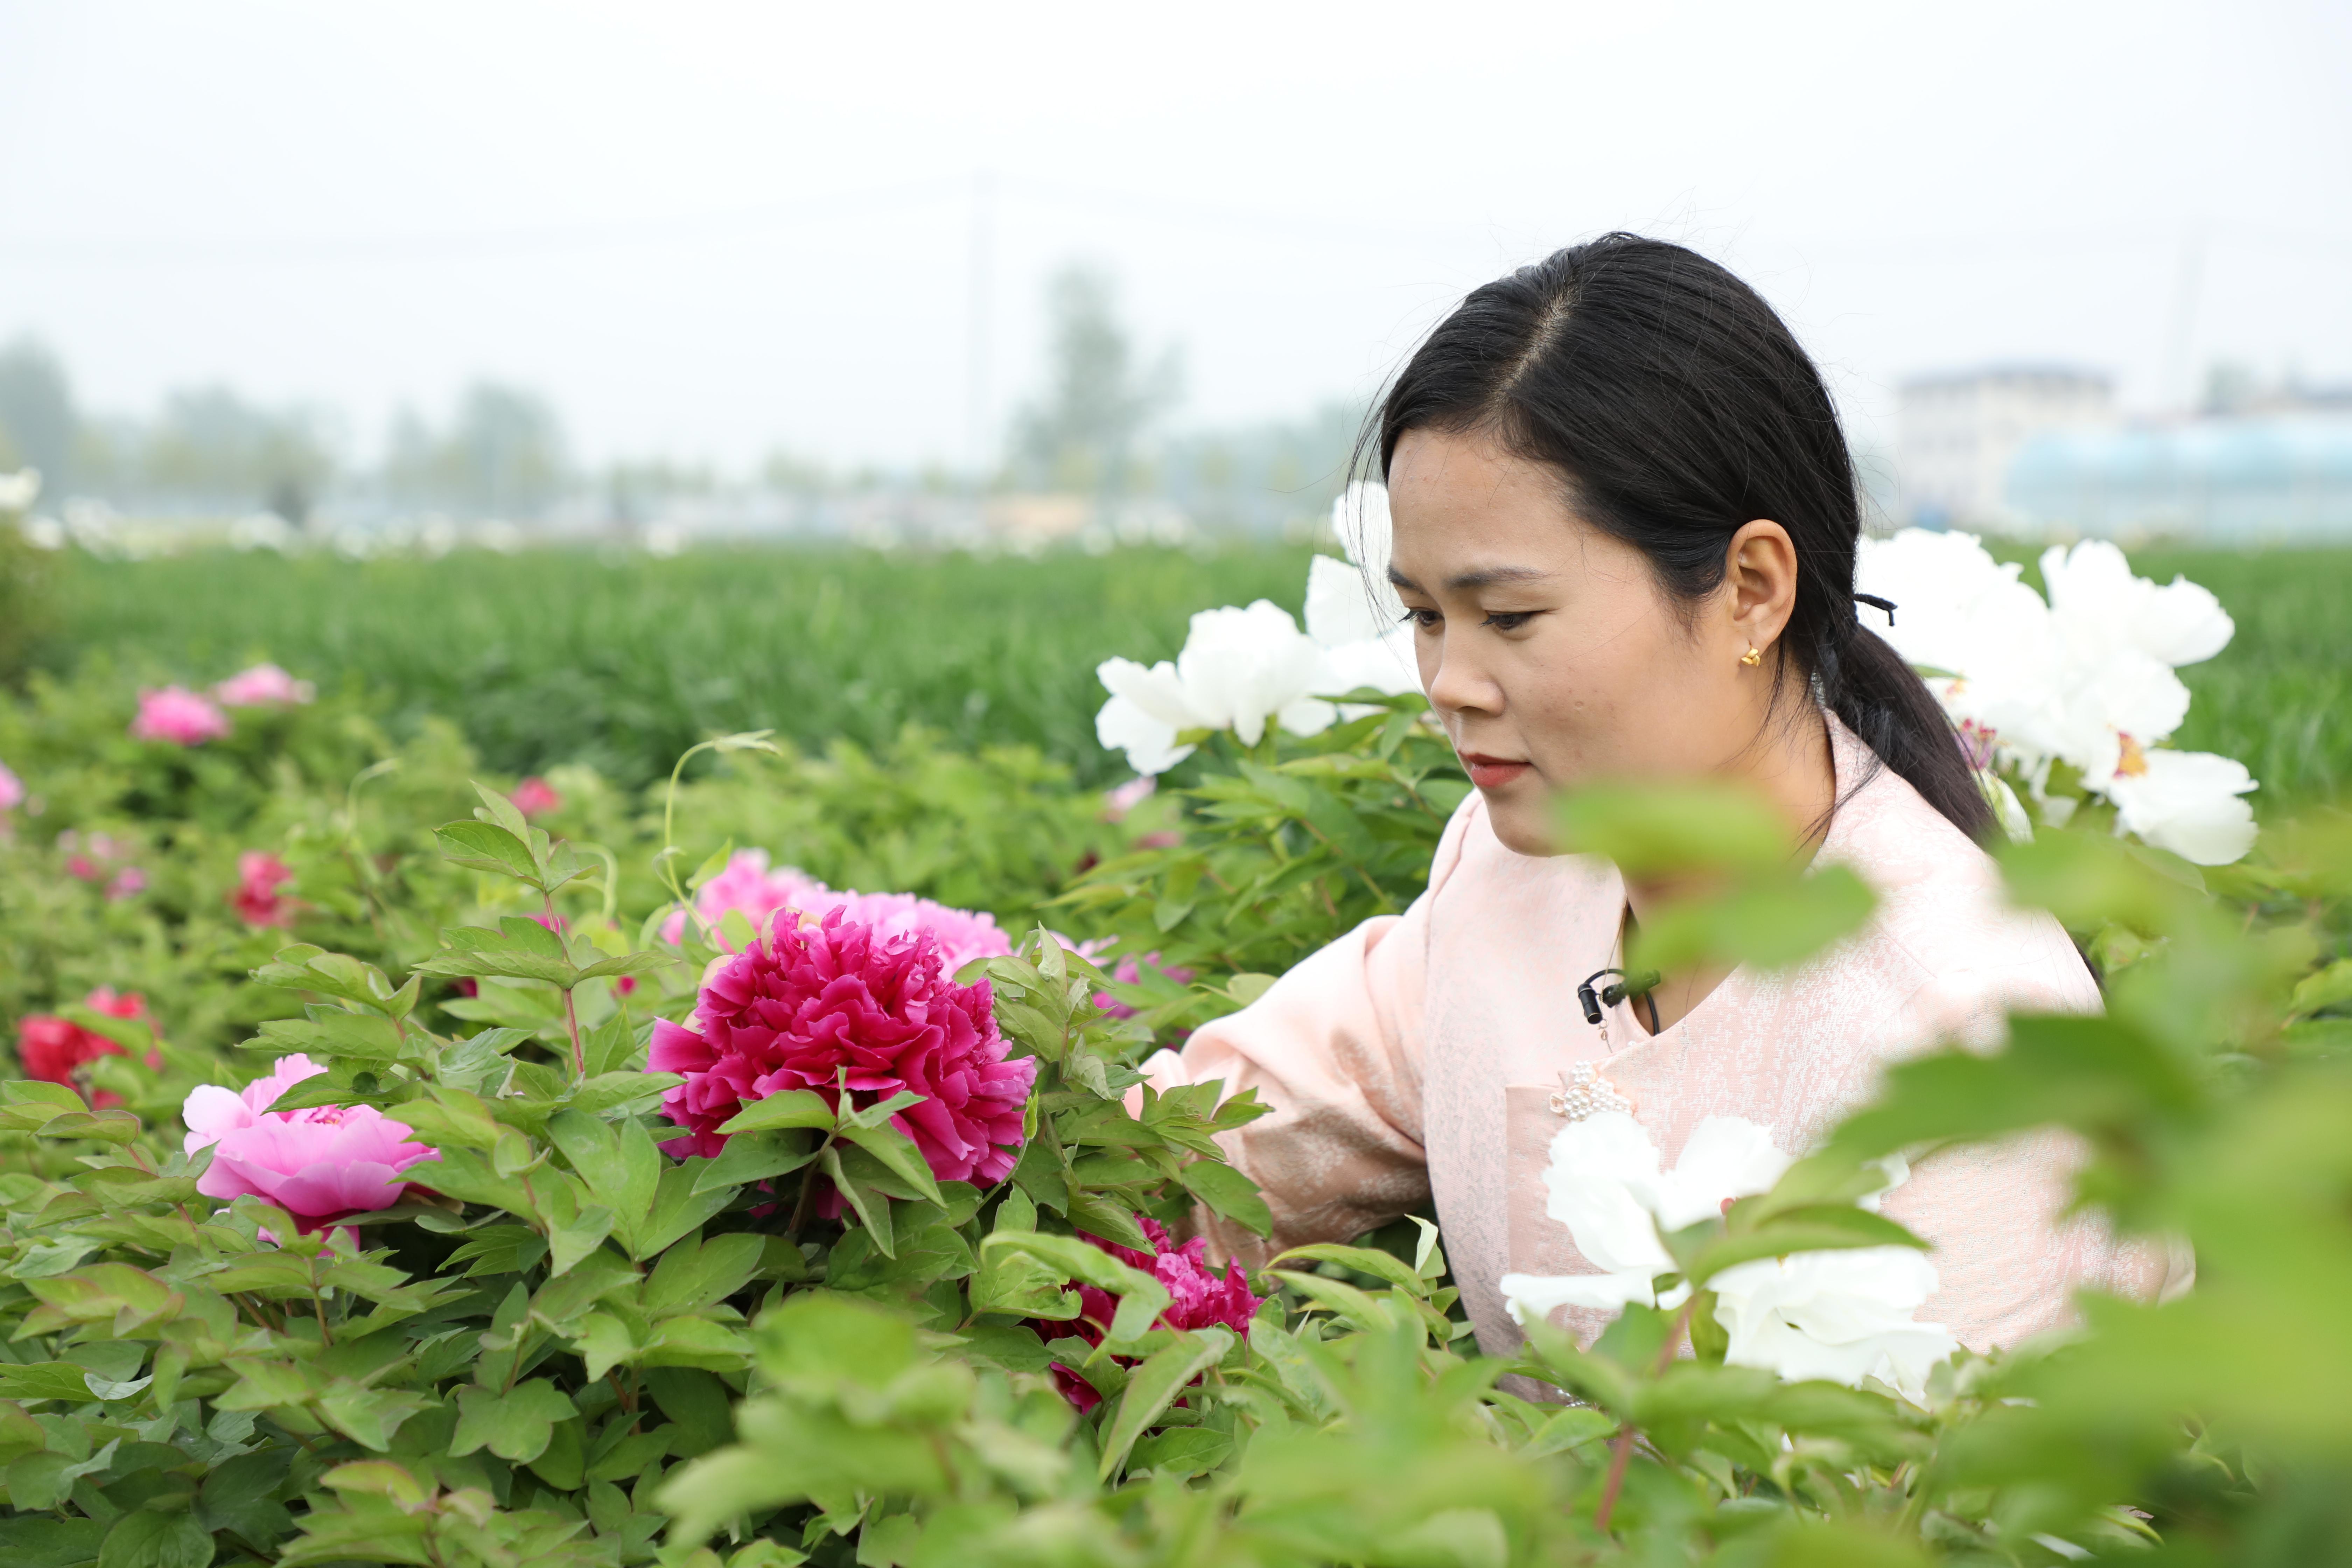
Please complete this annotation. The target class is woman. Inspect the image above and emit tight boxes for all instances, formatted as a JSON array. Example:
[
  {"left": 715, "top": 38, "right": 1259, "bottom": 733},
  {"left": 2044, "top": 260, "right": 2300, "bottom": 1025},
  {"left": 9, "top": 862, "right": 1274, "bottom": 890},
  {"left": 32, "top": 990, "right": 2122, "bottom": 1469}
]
[{"left": 1140, "top": 234, "right": 2169, "bottom": 1360}]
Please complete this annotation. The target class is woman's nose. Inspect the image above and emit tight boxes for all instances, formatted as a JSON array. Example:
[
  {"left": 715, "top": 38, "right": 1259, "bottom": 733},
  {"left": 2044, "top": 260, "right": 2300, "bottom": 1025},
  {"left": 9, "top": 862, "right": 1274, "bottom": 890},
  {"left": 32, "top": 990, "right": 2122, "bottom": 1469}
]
[{"left": 1425, "top": 638, "right": 1502, "bottom": 718}]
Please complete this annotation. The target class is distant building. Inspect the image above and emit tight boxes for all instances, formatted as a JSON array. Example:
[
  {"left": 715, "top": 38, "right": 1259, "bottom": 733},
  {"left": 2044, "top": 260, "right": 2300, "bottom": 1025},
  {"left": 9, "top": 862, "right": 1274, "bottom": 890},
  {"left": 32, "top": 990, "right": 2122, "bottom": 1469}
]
[
  {"left": 1897, "top": 366, "right": 2114, "bottom": 528},
  {"left": 2006, "top": 415, "right": 2352, "bottom": 543}
]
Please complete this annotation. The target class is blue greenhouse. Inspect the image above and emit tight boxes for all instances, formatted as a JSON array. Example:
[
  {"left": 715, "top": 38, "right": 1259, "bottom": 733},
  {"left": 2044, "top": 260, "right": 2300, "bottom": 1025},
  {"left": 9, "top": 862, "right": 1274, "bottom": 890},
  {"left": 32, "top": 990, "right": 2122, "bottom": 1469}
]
[{"left": 2006, "top": 415, "right": 2352, "bottom": 542}]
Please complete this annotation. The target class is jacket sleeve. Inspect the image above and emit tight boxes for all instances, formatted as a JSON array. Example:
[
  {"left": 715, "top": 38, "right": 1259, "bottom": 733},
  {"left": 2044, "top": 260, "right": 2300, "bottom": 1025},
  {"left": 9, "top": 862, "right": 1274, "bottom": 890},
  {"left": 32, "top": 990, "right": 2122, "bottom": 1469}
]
[{"left": 1137, "top": 795, "right": 1477, "bottom": 1267}]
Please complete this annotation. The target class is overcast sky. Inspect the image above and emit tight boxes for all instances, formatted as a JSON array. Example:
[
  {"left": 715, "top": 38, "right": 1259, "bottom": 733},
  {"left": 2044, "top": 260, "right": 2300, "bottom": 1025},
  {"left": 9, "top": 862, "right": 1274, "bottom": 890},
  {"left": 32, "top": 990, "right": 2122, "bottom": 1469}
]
[{"left": 2, "top": 0, "right": 2347, "bottom": 471}]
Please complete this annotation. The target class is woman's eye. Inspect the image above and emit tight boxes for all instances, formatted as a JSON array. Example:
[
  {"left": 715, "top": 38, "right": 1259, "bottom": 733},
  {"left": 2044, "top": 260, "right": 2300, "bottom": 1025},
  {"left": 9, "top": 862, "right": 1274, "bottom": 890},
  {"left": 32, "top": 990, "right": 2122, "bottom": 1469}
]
[
  {"left": 1482, "top": 611, "right": 1536, "bottom": 631},
  {"left": 1402, "top": 608, "right": 1442, "bottom": 630}
]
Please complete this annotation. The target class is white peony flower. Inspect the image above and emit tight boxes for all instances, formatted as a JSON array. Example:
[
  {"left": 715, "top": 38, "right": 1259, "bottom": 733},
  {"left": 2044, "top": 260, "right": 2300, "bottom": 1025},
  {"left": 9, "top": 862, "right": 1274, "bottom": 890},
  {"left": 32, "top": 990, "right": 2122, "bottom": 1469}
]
[
  {"left": 1500, "top": 1112, "right": 1957, "bottom": 1402},
  {"left": 0, "top": 468, "right": 40, "bottom": 513},
  {"left": 2105, "top": 747, "right": 2259, "bottom": 866},
  {"left": 1499, "top": 1112, "right": 1790, "bottom": 1317},
  {"left": 1857, "top": 528, "right": 2258, "bottom": 863},
  {"left": 1303, "top": 553, "right": 1419, "bottom": 705},
  {"left": 2040, "top": 539, "right": 2234, "bottom": 668},
  {"left": 1711, "top": 1242, "right": 1959, "bottom": 1404},
  {"left": 1093, "top": 600, "right": 1339, "bottom": 777}
]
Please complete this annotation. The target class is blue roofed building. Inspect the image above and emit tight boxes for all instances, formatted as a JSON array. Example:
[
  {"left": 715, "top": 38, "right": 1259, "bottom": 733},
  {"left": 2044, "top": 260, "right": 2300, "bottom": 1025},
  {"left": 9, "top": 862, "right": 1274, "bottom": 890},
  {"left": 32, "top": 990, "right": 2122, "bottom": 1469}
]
[{"left": 2006, "top": 413, "right": 2352, "bottom": 542}]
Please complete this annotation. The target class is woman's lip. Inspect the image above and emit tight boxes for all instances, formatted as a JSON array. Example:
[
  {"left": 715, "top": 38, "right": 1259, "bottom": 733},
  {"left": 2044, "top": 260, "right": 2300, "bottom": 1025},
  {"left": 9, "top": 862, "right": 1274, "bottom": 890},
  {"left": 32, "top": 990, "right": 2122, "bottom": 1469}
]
[{"left": 1460, "top": 755, "right": 1532, "bottom": 789}]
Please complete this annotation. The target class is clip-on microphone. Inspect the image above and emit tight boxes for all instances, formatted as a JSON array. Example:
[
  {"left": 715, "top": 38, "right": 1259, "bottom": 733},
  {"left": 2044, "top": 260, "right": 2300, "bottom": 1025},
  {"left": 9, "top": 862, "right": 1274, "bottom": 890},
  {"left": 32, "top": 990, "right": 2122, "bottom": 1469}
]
[{"left": 1578, "top": 966, "right": 1663, "bottom": 1032}]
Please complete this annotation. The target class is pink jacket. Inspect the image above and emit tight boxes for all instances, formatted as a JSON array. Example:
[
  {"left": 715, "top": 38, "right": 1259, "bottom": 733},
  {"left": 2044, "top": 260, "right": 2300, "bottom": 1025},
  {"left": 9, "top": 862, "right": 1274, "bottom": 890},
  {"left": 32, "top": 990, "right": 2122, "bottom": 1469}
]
[{"left": 1146, "top": 715, "right": 2171, "bottom": 1359}]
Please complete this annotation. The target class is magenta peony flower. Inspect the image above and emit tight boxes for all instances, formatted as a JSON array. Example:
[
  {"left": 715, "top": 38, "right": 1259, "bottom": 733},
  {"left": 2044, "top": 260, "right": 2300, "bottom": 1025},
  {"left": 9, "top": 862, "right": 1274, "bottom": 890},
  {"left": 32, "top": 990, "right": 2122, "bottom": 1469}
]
[
  {"left": 660, "top": 849, "right": 1013, "bottom": 974},
  {"left": 213, "top": 663, "right": 316, "bottom": 707},
  {"left": 182, "top": 1054, "right": 439, "bottom": 1227},
  {"left": 130, "top": 686, "right": 232, "bottom": 746},
  {"left": 650, "top": 909, "right": 1035, "bottom": 1186},
  {"left": 0, "top": 759, "right": 22, "bottom": 814},
  {"left": 1043, "top": 1218, "right": 1264, "bottom": 1412},
  {"left": 230, "top": 850, "right": 296, "bottom": 926},
  {"left": 510, "top": 776, "right": 561, "bottom": 818},
  {"left": 105, "top": 868, "right": 147, "bottom": 902}
]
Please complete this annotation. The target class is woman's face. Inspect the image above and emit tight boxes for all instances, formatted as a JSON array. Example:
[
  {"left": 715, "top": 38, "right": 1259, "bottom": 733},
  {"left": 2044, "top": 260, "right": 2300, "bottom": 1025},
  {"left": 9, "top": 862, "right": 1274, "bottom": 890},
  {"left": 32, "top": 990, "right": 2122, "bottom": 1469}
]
[{"left": 1386, "top": 427, "right": 1795, "bottom": 855}]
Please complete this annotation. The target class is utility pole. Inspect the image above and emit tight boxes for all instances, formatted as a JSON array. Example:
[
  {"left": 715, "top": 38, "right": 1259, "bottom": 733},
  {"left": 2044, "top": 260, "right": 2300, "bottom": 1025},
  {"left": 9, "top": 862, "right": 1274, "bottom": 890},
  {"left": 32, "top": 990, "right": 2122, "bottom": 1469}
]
[
  {"left": 966, "top": 170, "right": 994, "bottom": 481},
  {"left": 2164, "top": 222, "right": 2207, "bottom": 416}
]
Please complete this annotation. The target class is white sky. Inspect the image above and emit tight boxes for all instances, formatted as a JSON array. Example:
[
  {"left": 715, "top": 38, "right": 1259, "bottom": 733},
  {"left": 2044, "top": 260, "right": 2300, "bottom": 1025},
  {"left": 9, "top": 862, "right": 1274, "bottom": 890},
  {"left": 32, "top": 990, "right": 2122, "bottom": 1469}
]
[{"left": 2, "top": 0, "right": 2347, "bottom": 471}]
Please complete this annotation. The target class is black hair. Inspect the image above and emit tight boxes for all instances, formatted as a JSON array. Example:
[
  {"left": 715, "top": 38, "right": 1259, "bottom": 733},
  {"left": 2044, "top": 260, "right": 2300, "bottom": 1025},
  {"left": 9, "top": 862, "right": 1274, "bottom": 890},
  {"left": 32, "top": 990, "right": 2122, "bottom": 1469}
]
[{"left": 1375, "top": 232, "right": 1993, "bottom": 843}]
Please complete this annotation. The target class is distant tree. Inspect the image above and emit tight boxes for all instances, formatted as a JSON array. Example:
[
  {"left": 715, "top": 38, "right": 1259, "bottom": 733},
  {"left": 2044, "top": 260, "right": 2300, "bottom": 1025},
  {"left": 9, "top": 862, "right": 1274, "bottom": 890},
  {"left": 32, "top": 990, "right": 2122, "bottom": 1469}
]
[
  {"left": 0, "top": 338, "right": 78, "bottom": 489},
  {"left": 384, "top": 383, "right": 567, "bottom": 517},
  {"left": 142, "top": 386, "right": 337, "bottom": 519},
  {"left": 1007, "top": 265, "right": 1180, "bottom": 496},
  {"left": 445, "top": 383, "right": 565, "bottom": 516}
]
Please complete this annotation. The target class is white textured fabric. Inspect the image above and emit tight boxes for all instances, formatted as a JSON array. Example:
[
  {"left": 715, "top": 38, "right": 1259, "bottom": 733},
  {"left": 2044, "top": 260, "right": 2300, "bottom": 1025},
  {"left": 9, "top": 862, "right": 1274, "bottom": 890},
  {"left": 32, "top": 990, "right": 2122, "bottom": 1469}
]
[{"left": 1146, "top": 714, "right": 2172, "bottom": 1359}]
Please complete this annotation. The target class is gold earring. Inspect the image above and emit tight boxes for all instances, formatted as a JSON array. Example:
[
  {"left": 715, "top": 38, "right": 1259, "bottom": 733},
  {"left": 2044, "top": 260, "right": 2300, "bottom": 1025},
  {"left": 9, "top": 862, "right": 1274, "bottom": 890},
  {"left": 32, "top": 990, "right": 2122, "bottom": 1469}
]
[{"left": 1738, "top": 645, "right": 1762, "bottom": 667}]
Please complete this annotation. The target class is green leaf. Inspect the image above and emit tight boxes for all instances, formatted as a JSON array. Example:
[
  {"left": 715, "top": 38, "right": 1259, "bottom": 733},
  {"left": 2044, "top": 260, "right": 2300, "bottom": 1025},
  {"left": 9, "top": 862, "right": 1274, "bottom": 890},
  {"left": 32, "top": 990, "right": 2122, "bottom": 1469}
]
[
  {"left": 471, "top": 778, "right": 532, "bottom": 839},
  {"left": 969, "top": 1240, "right": 1080, "bottom": 1320},
  {"left": 1553, "top": 782, "right": 1794, "bottom": 876},
  {"left": 547, "top": 1110, "right": 658, "bottom": 1217},
  {"left": 631, "top": 1158, "right": 736, "bottom": 1261},
  {"left": 317, "top": 1385, "right": 432, "bottom": 1452},
  {"left": 0, "top": 1360, "right": 109, "bottom": 1402},
  {"left": 644, "top": 1232, "right": 766, "bottom": 1317},
  {"left": 979, "top": 1231, "right": 1169, "bottom": 1345},
  {"left": 96, "top": 1510, "right": 214, "bottom": 1568},
  {"left": 255, "top": 1011, "right": 405, "bottom": 1063},
  {"left": 1097, "top": 1327, "right": 1233, "bottom": 1479},
  {"left": 835, "top": 1119, "right": 944, "bottom": 1207},
  {"left": 1064, "top": 1190, "right": 1152, "bottom": 1253},
  {"left": 411, "top": 926, "right": 579, "bottom": 987},
  {"left": 1127, "top": 1426, "right": 1235, "bottom": 1479},
  {"left": 449, "top": 1378, "right": 577, "bottom": 1464},
  {"left": 822, "top": 1146, "right": 896, "bottom": 1258},
  {"left": 718, "top": 1090, "right": 838, "bottom": 1135},
  {"left": 1681, "top": 1206, "right": 1927, "bottom": 1287},
  {"left": 693, "top": 1128, "right": 821, "bottom": 1194},
  {"left": 1268, "top": 1241, "right": 1428, "bottom": 1295},
  {"left": 434, "top": 819, "right": 544, "bottom": 887},
  {"left": 1177, "top": 1161, "right": 1273, "bottom": 1238}
]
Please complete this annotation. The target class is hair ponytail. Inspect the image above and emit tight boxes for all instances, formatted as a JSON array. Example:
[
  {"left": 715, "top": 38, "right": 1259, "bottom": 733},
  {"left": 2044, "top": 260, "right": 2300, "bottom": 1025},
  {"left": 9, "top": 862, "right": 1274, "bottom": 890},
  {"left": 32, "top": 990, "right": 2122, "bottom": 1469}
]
[{"left": 1378, "top": 233, "right": 1994, "bottom": 843}]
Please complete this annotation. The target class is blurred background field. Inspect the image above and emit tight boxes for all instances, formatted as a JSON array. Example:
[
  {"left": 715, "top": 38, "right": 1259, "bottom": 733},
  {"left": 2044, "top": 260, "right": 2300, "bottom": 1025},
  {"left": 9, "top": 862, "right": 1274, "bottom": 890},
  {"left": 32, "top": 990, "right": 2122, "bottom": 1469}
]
[{"left": 36, "top": 535, "right": 2352, "bottom": 807}]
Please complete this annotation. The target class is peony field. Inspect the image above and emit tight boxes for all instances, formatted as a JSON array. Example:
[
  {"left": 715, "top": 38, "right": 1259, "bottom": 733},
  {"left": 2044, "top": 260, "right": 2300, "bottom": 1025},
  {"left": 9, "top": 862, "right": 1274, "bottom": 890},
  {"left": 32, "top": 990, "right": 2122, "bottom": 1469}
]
[{"left": 1, "top": 479, "right": 2350, "bottom": 1568}]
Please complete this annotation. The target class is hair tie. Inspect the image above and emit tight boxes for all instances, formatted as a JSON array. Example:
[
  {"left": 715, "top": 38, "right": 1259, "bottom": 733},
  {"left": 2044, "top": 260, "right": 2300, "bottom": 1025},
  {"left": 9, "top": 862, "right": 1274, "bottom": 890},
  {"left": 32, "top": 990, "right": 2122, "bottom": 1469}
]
[{"left": 1853, "top": 592, "right": 1896, "bottom": 625}]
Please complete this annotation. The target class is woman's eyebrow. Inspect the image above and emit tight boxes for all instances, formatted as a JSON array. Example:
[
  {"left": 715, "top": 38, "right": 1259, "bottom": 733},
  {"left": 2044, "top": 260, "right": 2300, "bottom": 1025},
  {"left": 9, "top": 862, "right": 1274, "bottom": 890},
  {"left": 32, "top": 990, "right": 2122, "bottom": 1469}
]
[{"left": 1387, "top": 564, "right": 1552, "bottom": 592}]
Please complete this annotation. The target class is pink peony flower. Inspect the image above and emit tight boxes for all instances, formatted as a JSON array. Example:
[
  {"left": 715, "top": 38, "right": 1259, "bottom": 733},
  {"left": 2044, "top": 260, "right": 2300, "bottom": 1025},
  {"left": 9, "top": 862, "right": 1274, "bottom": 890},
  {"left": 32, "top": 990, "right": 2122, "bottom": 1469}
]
[
  {"left": 105, "top": 867, "right": 146, "bottom": 902},
  {"left": 660, "top": 849, "right": 1013, "bottom": 974},
  {"left": 62, "top": 830, "right": 125, "bottom": 875},
  {"left": 0, "top": 760, "right": 22, "bottom": 814},
  {"left": 230, "top": 851, "right": 296, "bottom": 926},
  {"left": 130, "top": 686, "right": 232, "bottom": 746},
  {"left": 16, "top": 990, "right": 156, "bottom": 1109},
  {"left": 85, "top": 987, "right": 146, "bottom": 1021},
  {"left": 1102, "top": 777, "right": 1156, "bottom": 821},
  {"left": 1042, "top": 1218, "right": 1264, "bottom": 1412},
  {"left": 1093, "top": 951, "right": 1196, "bottom": 1021},
  {"left": 510, "top": 776, "right": 561, "bottom": 818},
  {"left": 213, "top": 663, "right": 316, "bottom": 707},
  {"left": 182, "top": 1054, "right": 438, "bottom": 1227},
  {"left": 650, "top": 909, "right": 1035, "bottom": 1187}
]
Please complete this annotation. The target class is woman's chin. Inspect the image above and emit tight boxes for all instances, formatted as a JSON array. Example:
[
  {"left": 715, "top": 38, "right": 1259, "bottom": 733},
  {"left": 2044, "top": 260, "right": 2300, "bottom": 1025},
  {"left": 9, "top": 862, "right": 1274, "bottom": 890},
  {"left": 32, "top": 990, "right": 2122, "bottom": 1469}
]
[{"left": 1480, "top": 792, "right": 1559, "bottom": 857}]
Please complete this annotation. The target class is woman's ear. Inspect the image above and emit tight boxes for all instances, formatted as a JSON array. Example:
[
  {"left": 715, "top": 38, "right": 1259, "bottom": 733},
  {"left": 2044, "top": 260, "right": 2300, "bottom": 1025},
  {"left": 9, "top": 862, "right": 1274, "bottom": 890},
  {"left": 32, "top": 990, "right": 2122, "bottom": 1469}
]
[{"left": 1724, "top": 519, "right": 1799, "bottom": 654}]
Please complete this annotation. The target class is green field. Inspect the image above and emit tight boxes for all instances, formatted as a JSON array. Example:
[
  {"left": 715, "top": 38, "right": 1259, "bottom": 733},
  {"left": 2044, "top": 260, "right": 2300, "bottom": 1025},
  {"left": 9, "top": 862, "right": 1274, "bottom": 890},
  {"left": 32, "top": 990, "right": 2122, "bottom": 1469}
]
[{"left": 44, "top": 538, "right": 2352, "bottom": 806}]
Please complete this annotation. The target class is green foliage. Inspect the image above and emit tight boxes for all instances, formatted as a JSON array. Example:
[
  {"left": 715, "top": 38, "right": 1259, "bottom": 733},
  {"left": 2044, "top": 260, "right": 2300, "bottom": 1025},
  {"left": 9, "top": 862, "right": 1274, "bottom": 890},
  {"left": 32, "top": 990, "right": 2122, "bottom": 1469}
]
[
  {"left": 4, "top": 616, "right": 2352, "bottom": 1564},
  {"left": 1058, "top": 693, "right": 1469, "bottom": 1032},
  {"left": 41, "top": 544, "right": 1325, "bottom": 790}
]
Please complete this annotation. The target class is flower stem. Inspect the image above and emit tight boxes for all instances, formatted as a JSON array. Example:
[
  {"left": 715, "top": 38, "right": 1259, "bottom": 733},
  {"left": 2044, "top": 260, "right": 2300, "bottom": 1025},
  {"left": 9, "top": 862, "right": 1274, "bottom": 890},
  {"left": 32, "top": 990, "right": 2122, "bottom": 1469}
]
[
  {"left": 1594, "top": 1296, "right": 1697, "bottom": 1533},
  {"left": 786, "top": 1146, "right": 826, "bottom": 1237}
]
